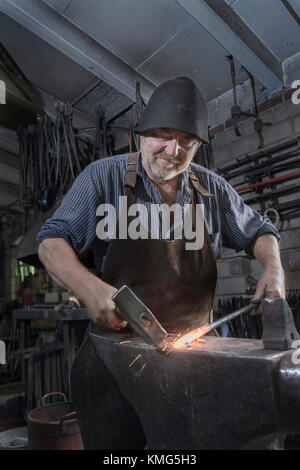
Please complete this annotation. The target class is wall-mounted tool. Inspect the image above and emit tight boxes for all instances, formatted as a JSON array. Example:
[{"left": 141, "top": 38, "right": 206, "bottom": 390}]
[
  {"left": 226, "top": 55, "right": 256, "bottom": 137},
  {"left": 219, "top": 136, "right": 300, "bottom": 175},
  {"left": 17, "top": 104, "right": 91, "bottom": 212},
  {"left": 263, "top": 207, "right": 281, "bottom": 230},
  {"left": 242, "top": 66, "right": 272, "bottom": 149},
  {"left": 129, "top": 81, "right": 145, "bottom": 153},
  {"left": 92, "top": 102, "right": 112, "bottom": 161},
  {"left": 226, "top": 55, "right": 272, "bottom": 148}
]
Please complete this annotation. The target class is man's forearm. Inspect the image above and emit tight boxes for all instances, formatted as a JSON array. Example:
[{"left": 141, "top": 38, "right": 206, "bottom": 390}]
[
  {"left": 48, "top": 271, "right": 68, "bottom": 289},
  {"left": 38, "top": 238, "right": 103, "bottom": 303},
  {"left": 252, "top": 233, "right": 285, "bottom": 299},
  {"left": 252, "top": 233, "right": 283, "bottom": 270}
]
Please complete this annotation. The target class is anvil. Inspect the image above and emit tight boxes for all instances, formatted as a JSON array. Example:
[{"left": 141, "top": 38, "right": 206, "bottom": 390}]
[{"left": 89, "top": 298, "right": 300, "bottom": 450}]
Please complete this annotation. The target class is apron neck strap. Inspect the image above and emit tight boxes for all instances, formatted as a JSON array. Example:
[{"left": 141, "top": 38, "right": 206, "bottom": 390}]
[
  {"left": 125, "top": 152, "right": 139, "bottom": 190},
  {"left": 187, "top": 166, "right": 215, "bottom": 197}
]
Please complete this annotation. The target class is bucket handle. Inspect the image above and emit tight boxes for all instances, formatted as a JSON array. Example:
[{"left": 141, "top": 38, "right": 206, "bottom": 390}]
[
  {"left": 42, "top": 392, "right": 67, "bottom": 406},
  {"left": 60, "top": 410, "right": 77, "bottom": 425},
  {"left": 60, "top": 411, "right": 78, "bottom": 435}
]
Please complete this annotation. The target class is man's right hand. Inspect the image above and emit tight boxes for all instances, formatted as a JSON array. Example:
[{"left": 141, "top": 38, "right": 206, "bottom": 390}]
[
  {"left": 84, "top": 282, "right": 128, "bottom": 331},
  {"left": 38, "top": 238, "right": 128, "bottom": 331}
]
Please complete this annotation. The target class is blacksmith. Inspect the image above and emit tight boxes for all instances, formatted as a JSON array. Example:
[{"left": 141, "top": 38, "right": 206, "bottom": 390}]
[{"left": 37, "top": 76, "right": 285, "bottom": 449}]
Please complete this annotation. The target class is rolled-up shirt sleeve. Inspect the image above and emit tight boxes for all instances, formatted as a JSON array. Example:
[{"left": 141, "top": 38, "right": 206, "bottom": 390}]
[
  {"left": 36, "top": 164, "right": 102, "bottom": 254},
  {"left": 220, "top": 178, "right": 280, "bottom": 256}
]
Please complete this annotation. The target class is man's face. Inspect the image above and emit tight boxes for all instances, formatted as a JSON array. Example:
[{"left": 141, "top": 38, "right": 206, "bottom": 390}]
[{"left": 140, "top": 128, "right": 201, "bottom": 182}]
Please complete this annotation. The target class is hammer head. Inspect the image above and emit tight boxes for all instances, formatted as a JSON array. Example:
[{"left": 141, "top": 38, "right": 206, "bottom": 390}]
[
  {"left": 112, "top": 285, "right": 168, "bottom": 347},
  {"left": 262, "top": 298, "right": 300, "bottom": 350}
]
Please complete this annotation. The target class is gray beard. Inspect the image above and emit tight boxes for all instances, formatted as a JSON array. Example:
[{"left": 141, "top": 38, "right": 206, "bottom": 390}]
[{"left": 149, "top": 163, "right": 178, "bottom": 181}]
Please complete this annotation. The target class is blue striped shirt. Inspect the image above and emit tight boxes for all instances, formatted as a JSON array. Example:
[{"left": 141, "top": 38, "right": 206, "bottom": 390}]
[{"left": 37, "top": 153, "right": 280, "bottom": 273}]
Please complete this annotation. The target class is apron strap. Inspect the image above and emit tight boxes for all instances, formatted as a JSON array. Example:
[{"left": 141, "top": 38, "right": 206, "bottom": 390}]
[
  {"left": 188, "top": 166, "right": 215, "bottom": 235},
  {"left": 187, "top": 166, "right": 215, "bottom": 197},
  {"left": 124, "top": 152, "right": 139, "bottom": 189}
]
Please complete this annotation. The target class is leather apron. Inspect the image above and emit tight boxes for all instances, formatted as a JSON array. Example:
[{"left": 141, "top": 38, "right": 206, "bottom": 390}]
[{"left": 71, "top": 153, "right": 217, "bottom": 449}]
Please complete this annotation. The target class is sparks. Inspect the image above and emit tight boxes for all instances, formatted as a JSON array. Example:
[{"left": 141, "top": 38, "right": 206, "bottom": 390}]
[
  {"left": 140, "top": 363, "right": 146, "bottom": 373},
  {"left": 119, "top": 340, "right": 132, "bottom": 344},
  {"left": 129, "top": 353, "right": 142, "bottom": 367},
  {"left": 172, "top": 325, "right": 210, "bottom": 349}
]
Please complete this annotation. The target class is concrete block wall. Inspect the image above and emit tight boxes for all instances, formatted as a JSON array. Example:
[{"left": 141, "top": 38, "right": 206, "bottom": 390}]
[
  {"left": 216, "top": 225, "right": 300, "bottom": 301},
  {"left": 215, "top": 184, "right": 300, "bottom": 301},
  {"left": 210, "top": 52, "right": 300, "bottom": 302}
]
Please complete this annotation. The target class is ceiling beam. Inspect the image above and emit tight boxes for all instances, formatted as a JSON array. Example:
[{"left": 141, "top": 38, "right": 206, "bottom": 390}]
[
  {"left": 176, "top": 0, "right": 283, "bottom": 91},
  {"left": 280, "top": 0, "right": 300, "bottom": 26},
  {"left": 203, "top": 0, "right": 282, "bottom": 79},
  {"left": 0, "top": 0, "right": 156, "bottom": 102}
]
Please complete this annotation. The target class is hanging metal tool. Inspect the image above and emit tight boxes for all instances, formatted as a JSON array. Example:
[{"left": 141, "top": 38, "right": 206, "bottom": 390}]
[
  {"left": 131, "top": 81, "right": 146, "bottom": 152},
  {"left": 226, "top": 55, "right": 256, "bottom": 137},
  {"left": 65, "top": 103, "right": 81, "bottom": 174},
  {"left": 263, "top": 207, "right": 281, "bottom": 230},
  {"left": 17, "top": 104, "right": 92, "bottom": 214},
  {"left": 92, "top": 102, "right": 112, "bottom": 160},
  {"left": 242, "top": 67, "right": 272, "bottom": 149},
  {"left": 55, "top": 103, "right": 62, "bottom": 185}
]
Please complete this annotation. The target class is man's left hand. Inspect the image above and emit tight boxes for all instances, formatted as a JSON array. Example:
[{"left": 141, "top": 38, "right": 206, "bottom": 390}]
[{"left": 251, "top": 267, "right": 285, "bottom": 314}]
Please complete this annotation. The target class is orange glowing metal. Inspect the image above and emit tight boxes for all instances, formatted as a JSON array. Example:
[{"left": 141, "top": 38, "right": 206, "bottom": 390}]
[{"left": 173, "top": 325, "right": 210, "bottom": 349}]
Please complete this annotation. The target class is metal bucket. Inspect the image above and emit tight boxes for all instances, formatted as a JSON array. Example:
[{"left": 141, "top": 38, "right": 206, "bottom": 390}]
[{"left": 27, "top": 392, "right": 83, "bottom": 450}]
